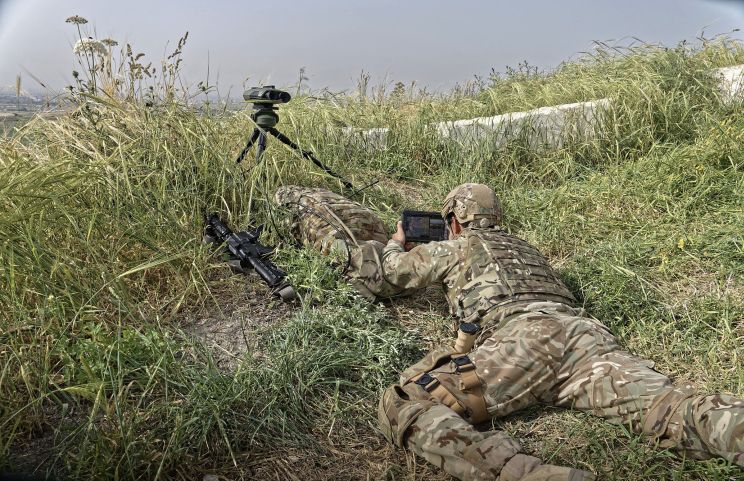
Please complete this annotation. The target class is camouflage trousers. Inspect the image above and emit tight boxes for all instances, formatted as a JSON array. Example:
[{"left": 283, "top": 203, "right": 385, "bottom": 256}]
[{"left": 379, "top": 302, "right": 744, "bottom": 480}]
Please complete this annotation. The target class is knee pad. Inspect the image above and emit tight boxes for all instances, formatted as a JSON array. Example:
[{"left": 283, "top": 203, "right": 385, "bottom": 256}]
[
  {"left": 642, "top": 387, "right": 697, "bottom": 443},
  {"left": 378, "top": 384, "right": 434, "bottom": 447}
]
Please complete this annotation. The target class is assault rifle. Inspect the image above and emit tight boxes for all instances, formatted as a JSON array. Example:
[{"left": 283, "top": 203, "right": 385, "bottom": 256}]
[{"left": 204, "top": 213, "right": 296, "bottom": 301}]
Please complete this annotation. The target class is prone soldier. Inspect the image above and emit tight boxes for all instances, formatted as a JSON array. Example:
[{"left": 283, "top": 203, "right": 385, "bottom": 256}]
[
  {"left": 274, "top": 185, "right": 418, "bottom": 300},
  {"left": 277, "top": 184, "right": 744, "bottom": 480}
]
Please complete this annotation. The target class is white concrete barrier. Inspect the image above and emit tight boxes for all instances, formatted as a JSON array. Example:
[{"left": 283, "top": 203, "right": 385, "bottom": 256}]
[
  {"left": 340, "top": 126, "right": 389, "bottom": 149},
  {"left": 714, "top": 65, "right": 744, "bottom": 104},
  {"left": 342, "top": 64, "right": 744, "bottom": 150},
  {"left": 433, "top": 99, "right": 611, "bottom": 149},
  {"left": 340, "top": 99, "right": 611, "bottom": 150}
]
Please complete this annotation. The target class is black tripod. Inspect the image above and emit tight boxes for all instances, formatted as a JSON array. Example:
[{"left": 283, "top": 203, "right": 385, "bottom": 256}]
[{"left": 235, "top": 92, "right": 355, "bottom": 190}]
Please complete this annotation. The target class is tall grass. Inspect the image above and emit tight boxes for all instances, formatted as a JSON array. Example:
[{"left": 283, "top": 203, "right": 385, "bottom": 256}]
[{"left": 0, "top": 31, "right": 743, "bottom": 480}]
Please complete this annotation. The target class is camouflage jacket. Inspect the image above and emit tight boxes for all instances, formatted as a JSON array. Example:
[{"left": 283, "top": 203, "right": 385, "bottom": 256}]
[{"left": 381, "top": 227, "right": 575, "bottom": 320}]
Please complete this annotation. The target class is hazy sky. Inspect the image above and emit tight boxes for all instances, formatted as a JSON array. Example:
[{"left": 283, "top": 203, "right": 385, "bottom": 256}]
[{"left": 1, "top": 0, "right": 743, "bottom": 95}]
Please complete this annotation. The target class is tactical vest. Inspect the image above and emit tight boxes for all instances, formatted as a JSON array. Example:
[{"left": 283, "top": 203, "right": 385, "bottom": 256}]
[{"left": 449, "top": 228, "right": 575, "bottom": 320}]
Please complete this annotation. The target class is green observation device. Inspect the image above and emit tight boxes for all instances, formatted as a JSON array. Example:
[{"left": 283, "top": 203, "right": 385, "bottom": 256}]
[{"left": 235, "top": 85, "right": 354, "bottom": 190}]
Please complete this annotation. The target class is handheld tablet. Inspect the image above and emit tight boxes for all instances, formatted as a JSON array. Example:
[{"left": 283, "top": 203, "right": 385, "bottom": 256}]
[{"left": 401, "top": 210, "right": 447, "bottom": 243}]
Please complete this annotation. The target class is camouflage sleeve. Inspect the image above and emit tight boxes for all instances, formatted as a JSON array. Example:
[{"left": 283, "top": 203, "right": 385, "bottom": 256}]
[{"left": 380, "top": 239, "right": 460, "bottom": 290}]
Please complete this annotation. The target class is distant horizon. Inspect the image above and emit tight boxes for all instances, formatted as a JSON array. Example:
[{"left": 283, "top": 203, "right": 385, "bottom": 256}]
[
  {"left": 1, "top": 0, "right": 743, "bottom": 96},
  {"left": 4, "top": 35, "right": 744, "bottom": 101},
  {"left": 6, "top": 35, "right": 744, "bottom": 101}
]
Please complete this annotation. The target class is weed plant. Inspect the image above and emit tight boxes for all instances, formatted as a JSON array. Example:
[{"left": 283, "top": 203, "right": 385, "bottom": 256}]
[{"left": 0, "top": 23, "right": 742, "bottom": 480}]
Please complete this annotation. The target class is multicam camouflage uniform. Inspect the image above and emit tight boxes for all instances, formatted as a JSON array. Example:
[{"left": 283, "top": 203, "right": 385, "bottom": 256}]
[
  {"left": 274, "top": 186, "right": 413, "bottom": 300},
  {"left": 377, "top": 184, "right": 744, "bottom": 480},
  {"left": 277, "top": 183, "right": 744, "bottom": 480}
]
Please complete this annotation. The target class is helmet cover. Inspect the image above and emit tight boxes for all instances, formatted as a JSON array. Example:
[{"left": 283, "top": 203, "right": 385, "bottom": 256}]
[{"left": 441, "top": 183, "right": 502, "bottom": 228}]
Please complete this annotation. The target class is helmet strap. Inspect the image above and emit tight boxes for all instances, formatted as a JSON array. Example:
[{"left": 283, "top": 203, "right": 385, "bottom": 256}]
[{"left": 448, "top": 217, "right": 463, "bottom": 239}]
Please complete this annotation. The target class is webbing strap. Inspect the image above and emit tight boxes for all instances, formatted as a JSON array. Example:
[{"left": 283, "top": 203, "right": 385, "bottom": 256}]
[
  {"left": 415, "top": 374, "right": 467, "bottom": 415},
  {"left": 414, "top": 357, "right": 490, "bottom": 424},
  {"left": 453, "top": 356, "right": 490, "bottom": 423},
  {"left": 431, "top": 383, "right": 467, "bottom": 416},
  {"left": 461, "top": 369, "right": 480, "bottom": 390},
  {"left": 453, "top": 356, "right": 481, "bottom": 390}
]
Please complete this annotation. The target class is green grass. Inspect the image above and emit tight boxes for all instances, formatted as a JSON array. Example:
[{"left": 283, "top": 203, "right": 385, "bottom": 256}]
[{"left": 1, "top": 38, "right": 743, "bottom": 480}]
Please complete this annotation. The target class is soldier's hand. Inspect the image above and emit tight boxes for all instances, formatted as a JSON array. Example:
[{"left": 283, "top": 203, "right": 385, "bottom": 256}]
[{"left": 392, "top": 221, "right": 406, "bottom": 246}]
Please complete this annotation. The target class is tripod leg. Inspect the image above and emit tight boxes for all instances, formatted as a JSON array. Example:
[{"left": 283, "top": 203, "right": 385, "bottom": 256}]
[
  {"left": 267, "top": 127, "right": 355, "bottom": 190},
  {"left": 256, "top": 132, "right": 268, "bottom": 163},
  {"left": 235, "top": 128, "right": 261, "bottom": 163}
]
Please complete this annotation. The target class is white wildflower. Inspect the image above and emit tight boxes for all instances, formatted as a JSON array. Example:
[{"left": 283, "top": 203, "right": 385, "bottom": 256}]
[
  {"left": 73, "top": 38, "right": 107, "bottom": 56},
  {"left": 65, "top": 15, "right": 88, "bottom": 25}
]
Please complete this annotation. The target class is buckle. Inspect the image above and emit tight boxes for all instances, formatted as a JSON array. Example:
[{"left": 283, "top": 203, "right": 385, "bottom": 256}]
[
  {"left": 452, "top": 355, "right": 475, "bottom": 372},
  {"left": 459, "top": 322, "right": 480, "bottom": 335},
  {"left": 414, "top": 373, "right": 440, "bottom": 392}
]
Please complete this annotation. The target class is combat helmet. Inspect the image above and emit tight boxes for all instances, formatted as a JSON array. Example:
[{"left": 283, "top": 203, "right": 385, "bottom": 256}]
[{"left": 441, "top": 183, "right": 502, "bottom": 228}]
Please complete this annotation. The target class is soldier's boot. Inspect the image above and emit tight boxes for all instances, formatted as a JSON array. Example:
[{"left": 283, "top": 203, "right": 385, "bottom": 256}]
[
  {"left": 500, "top": 455, "right": 594, "bottom": 480},
  {"left": 645, "top": 390, "right": 744, "bottom": 466},
  {"left": 383, "top": 398, "right": 593, "bottom": 481}
]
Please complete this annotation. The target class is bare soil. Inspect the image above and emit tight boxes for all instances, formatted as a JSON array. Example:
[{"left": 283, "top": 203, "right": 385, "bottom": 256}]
[
  {"left": 182, "top": 273, "right": 296, "bottom": 369},
  {"left": 4, "top": 405, "right": 87, "bottom": 481},
  {"left": 180, "top": 275, "right": 455, "bottom": 480}
]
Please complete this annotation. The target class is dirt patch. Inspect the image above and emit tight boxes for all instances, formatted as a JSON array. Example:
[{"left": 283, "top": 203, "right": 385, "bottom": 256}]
[
  {"left": 372, "top": 178, "right": 437, "bottom": 211},
  {"left": 181, "top": 272, "right": 297, "bottom": 369},
  {"left": 4, "top": 404, "right": 87, "bottom": 480},
  {"left": 182, "top": 271, "right": 453, "bottom": 370},
  {"left": 242, "top": 432, "right": 450, "bottom": 481},
  {"left": 384, "top": 285, "right": 454, "bottom": 348},
  {"left": 179, "top": 276, "right": 457, "bottom": 480}
]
